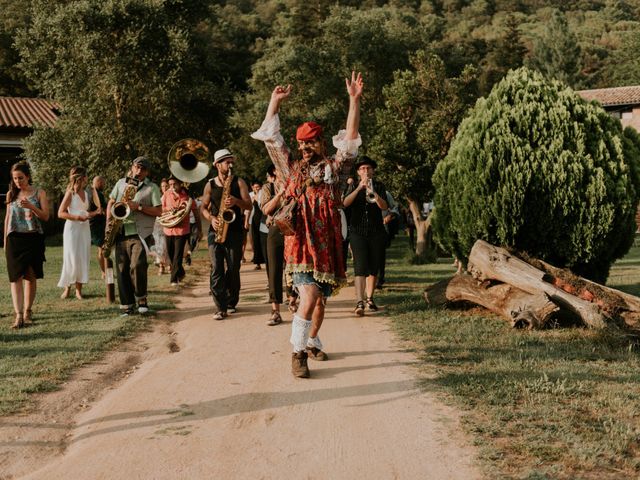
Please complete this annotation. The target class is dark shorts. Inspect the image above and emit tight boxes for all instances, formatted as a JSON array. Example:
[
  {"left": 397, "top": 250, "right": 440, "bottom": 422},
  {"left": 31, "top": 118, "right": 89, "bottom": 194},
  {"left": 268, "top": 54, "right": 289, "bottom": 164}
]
[{"left": 349, "top": 230, "right": 386, "bottom": 277}]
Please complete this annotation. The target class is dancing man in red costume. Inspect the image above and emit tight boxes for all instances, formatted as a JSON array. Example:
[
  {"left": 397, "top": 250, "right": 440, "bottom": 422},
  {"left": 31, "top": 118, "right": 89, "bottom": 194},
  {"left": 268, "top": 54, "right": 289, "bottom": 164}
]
[{"left": 252, "top": 72, "right": 363, "bottom": 378}]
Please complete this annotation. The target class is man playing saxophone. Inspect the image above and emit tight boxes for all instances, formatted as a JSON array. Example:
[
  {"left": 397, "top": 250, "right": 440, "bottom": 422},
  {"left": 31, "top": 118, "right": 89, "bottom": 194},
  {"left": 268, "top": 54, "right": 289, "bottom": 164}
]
[
  {"left": 200, "top": 148, "right": 252, "bottom": 321},
  {"left": 106, "top": 156, "right": 162, "bottom": 316}
]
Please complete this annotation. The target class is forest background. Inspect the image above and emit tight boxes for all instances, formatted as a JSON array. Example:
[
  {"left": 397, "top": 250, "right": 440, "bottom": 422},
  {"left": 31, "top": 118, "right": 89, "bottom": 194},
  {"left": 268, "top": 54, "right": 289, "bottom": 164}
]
[{"left": 2, "top": 0, "right": 640, "bottom": 248}]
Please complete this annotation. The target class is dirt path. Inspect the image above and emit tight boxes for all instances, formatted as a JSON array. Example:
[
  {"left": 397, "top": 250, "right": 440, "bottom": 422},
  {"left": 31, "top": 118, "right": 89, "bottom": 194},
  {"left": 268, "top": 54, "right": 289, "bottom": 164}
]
[{"left": 1, "top": 262, "right": 481, "bottom": 479}]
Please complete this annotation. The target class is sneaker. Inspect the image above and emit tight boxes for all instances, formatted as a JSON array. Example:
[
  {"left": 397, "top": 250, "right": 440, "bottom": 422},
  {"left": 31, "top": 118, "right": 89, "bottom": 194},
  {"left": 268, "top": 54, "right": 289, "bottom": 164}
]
[
  {"left": 120, "top": 308, "right": 135, "bottom": 317},
  {"left": 291, "top": 351, "right": 310, "bottom": 378},
  {"left": 354, "top": 301, "right": 365, "bottom": 317},
  {"left": 213, "top": 311, "right": 227, "bottom": 321},
  {"left": 185, "top": 253, "right": 191, "bottom": 266},
  {"left": 138, "top": 300, "right": 149, "bottom": 314},
  {"left": 170, "top": 282, "right": 179, "bottom": 287},
  {"left": 267, "top": 311, "right": 282, "bottom": 326},
  {"left": 254, "top": 264, "right": 261, "bottom": 270},
  {"left": 366, "top": 297, "right": 378, "bottom": 311},
  {"left": 306, "top": 346, "right": 328, "bottom": 361},
  {"left": 227, "top": 307, "right": 237, "bottom": 314}
]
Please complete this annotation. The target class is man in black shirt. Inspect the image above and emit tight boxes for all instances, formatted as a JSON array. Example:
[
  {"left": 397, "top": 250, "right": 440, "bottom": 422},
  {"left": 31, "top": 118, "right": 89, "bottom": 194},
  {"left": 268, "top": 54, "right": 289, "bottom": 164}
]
[{"left": 200, "top": 149, "right": 252, "bottom": 320}]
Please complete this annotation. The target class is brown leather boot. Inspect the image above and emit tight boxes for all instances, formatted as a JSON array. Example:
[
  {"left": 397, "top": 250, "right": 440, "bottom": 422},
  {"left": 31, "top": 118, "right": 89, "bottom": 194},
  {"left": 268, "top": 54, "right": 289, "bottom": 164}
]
[
  {"left": 306, "top": 346, "right": 328, "bottom": 361},
  {"left": 291, "top": 351, "right": 310, "bottom": 378}
]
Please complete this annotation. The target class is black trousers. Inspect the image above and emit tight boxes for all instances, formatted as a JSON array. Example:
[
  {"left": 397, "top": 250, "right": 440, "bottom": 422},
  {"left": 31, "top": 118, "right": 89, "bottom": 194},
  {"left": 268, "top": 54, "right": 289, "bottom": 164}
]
[
  {"left": 166, "top": 234, "right": 188, "bottom": 283},
  {"left": 264, "top": 225, "right": 294, "bottom": 304},
  {"left": 349, "top": 230, "right": 386, "bottom": 277},
  {"left": 208, "top": 228, "right": 243, "bottom": 312},
  {"left": 188, "top": 222, "right": 200, "bottom": 252},
  {"left": 251, "top": 218, "right": 265, "bottom": 264}
]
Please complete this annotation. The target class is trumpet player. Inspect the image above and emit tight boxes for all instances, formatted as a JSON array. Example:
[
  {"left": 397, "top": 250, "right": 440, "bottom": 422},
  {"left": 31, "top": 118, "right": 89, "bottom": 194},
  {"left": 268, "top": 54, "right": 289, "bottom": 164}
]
[
  {"left": 161, "top": 176, "right": 200, "bottom": 287},
  {"left": 200, "top": 148, "right": 252, "bottom": 321},
  {"left": 342, "top": 155, "right": 388, "bottom": 316},
  {"left": 107, "top": 156, "right": 162, "bottom": 316}
]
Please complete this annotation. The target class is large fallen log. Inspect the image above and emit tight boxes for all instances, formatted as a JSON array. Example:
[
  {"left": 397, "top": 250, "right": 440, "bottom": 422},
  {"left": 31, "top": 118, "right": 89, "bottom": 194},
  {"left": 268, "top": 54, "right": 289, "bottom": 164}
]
[
  {"left": 521, "top": 255, "right": 640, "bottom": 314},
  {"left": 424, "top": 274, "right": 559, "bottom": 329},
  {"left": 467, "top": 240, "right": 621, "bottom": 329}
]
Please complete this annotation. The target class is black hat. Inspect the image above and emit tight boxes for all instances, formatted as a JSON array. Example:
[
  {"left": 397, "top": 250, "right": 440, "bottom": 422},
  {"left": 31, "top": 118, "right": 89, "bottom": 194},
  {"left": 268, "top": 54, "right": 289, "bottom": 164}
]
[
  {"left": 132, "top": 155, "right": 151, "bottom": 170},
  {"left": 354, "top": 155, "right": 377, "bottom": 169}
]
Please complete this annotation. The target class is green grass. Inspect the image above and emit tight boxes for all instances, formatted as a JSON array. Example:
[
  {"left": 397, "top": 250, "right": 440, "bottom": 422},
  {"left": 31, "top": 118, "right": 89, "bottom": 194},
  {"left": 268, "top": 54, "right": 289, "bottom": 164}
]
[
  {"left": 0, "top": 234, "right": 204, "bottom": 415},
  {"left": 379, "top": 235, "right": 640, "bottom": 479}
]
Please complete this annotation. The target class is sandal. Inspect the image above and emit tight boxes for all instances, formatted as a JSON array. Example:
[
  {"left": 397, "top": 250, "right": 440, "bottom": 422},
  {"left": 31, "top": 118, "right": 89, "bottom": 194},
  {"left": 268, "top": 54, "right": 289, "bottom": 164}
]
[
  {"left": 60, "top": 286, "right": 71, "bottom": 299},
  {"left": 366, "top": 297, "right": 378, "bottom": 311},
  {"left": 23, "top": 309, "right": 33, "bottom": 326},
  {"left": 354, "top": 301, "right": 365, "bottom": 317},
  {"left": 12, "top": 313, "right": 24, "bottom": 329},
  {"left": 267, "top": 311, "right": 282, "bottom": 326}
]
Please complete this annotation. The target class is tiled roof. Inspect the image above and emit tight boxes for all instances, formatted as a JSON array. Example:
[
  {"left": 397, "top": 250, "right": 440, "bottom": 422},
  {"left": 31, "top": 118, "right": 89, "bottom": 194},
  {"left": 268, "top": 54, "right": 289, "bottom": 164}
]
[
  {"left": 0, "top": 97, "right": 59, "bottom": 129},
  {"left": 577, "top": 85, "right": 640, "bottom": 107}
]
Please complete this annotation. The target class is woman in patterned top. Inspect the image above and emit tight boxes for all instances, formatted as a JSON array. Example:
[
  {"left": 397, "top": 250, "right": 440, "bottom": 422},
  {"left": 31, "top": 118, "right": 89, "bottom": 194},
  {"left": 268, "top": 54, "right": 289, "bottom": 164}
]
[
  {"left": 3, "top": 161, "right": 50, "bottom": 328},
  {"left": 251, "top": 71, "right": 363, "bottom": 378}
]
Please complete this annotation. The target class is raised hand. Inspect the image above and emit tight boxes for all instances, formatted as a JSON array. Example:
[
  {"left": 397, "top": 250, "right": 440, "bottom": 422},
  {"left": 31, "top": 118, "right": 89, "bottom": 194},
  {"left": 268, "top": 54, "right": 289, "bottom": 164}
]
[
  {"left": 345, "top": 71, "right": 363, "bottom": 99},
  {"left": 271, "top": 84, "right": 292, "bottom": 103}
]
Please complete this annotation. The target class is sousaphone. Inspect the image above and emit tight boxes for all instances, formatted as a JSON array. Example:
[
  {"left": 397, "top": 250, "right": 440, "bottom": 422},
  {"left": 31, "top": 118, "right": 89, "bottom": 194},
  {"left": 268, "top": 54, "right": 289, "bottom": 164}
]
[
  {"left": 158, "top": 138, "right": 211, "bottom": 228},
  {"left": 167, "top": 138, "right": 211, "bottom": 184}
]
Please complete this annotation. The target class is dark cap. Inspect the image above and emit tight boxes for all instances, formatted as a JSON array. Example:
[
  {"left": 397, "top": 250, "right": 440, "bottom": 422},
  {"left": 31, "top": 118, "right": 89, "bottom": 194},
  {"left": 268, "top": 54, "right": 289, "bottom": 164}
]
[
  {"left": 132, "top": 156, "right": 151, "bottom": 170},
  {"left": 354, "top": 155, "right": 377, "bottom": 169}
]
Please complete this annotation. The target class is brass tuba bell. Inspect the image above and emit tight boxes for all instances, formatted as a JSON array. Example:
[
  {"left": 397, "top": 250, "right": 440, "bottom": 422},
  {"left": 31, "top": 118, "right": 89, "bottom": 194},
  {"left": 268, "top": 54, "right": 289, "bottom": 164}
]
[{"left": 167, "top": 138, "right": 211, "bottom": 184}]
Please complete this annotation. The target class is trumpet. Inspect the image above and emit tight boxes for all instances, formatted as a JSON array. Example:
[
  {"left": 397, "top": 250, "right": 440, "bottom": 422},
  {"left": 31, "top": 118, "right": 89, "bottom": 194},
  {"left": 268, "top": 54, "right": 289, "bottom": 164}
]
[{"left": 365, "top": 179, "right": 377, "bottom": 203}]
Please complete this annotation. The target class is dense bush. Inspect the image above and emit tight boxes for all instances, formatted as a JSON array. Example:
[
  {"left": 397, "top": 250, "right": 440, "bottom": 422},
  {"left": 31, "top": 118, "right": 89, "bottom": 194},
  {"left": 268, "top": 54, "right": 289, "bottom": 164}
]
[{"left": 432, "top": 67, "right": 640, "bottom": 283}]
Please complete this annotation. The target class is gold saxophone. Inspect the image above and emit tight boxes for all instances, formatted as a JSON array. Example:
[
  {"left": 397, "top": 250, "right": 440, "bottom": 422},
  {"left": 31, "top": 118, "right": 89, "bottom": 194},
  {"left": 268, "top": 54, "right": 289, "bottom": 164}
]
[
  {"left": 102, "top": 176, "right": 140, "bottom": 258},
  {"left": 214, "top": 166, "right": 236, "bottom": 244}
]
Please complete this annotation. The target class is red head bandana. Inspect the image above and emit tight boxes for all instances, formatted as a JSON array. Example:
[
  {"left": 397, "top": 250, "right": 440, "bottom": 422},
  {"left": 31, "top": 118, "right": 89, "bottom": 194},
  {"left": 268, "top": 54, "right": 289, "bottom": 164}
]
[{"left": 296, "top": 121, "right": 323, "bottom": 141}]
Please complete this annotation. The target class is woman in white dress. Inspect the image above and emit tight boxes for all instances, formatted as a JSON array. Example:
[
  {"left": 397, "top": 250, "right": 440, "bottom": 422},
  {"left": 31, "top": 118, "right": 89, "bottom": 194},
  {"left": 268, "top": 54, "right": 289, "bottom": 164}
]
[{"left": 57, "top": 166, "right": 98, "bottom": 299}]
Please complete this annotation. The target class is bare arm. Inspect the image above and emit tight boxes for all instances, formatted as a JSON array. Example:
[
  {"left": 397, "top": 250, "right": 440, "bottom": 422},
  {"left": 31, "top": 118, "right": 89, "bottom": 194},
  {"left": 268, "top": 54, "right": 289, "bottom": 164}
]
[
  {"left": 344, "top": 71, "right": 363, "bottom": 140},
  {"left": 343, "top": 180, "right": 363, "bottom": 208},
  {"left": 233, "top": 179, "right": 253, "bottom": 211},
  {"left": 3, "top": 202, "right": 9, "bottom": 246},
  {"left": 58, "top": 190, "right": 86, "bottom": 221},
  {"left": 266, "top": 84, "right": 291, "bottom": 122},
  {"left": 106, "top": 198, "right": 114, "bottom": 223},
  {"left": 261, "top": 185, "right": 285, "bottom": 216},
  {"left": 200, "top": 181, "right": 218, "bottom": 232},
  {"left": 139, "top": 204, "right": 162, "bottom": 217},
  {"left": 20, "top": 189, "right": 50, "bottom": 222}
]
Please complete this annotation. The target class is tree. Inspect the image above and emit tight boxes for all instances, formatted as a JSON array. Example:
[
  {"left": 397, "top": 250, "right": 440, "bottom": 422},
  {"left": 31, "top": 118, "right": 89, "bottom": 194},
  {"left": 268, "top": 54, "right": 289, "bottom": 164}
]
[
  {"left": 478, "top": 14, "right": 527, "bottom": 94},
  {"left": 0, "top": 0, "right": 37, "bottom": 96},
  {"left": 525, "top": 9, "right": 583, "bottom": 87},
  {"left": 600, "top": 29, "right": 640, "bottom": 87},
  {"left": 230, "top": 4, "right": 435, "bottom": 181},
  {"left": 16, "top": 0, "right": 235, "bottom": 194},
  {"left": 432, "top": 67, "right": 640, "bottom": 283},
  {"left": 368, "top": 51, "right": 478, "bottom": 259}
]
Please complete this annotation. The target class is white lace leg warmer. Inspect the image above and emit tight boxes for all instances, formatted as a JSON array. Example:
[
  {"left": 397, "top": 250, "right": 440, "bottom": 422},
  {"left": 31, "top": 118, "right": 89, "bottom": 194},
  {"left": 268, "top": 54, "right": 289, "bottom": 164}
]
[
  {"left": 307, "top": 335, "right": 323, "bottom": 350},
  {"left": 290, "top": 315, "right": 312, "bottom": 352}
]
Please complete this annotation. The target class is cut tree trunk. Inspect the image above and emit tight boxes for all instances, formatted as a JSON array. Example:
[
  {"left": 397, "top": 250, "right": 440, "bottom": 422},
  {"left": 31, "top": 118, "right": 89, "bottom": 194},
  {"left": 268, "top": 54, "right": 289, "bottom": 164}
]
[
  {"left": 408, "top": 199, "right": 434, "bottom": 259},
  {"left": 424, "top": 274, "right": 559, "bottom": 329},
  {"left": 467, "top": 240, "right": 621, "bottom": 329}
]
